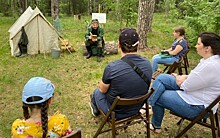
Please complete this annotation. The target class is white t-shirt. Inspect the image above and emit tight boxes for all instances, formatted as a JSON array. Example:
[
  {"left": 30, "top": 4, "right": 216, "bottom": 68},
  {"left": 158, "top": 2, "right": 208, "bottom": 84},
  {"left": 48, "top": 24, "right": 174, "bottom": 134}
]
[{"left": 177, "top": 55, "right": 220, "bottom": 113}]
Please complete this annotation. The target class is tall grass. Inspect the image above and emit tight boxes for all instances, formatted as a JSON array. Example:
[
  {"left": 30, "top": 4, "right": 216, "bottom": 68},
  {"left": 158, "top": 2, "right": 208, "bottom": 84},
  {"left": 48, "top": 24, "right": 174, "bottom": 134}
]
[{"left": 0, "top": 13, "right": 207, "bottom": 138}]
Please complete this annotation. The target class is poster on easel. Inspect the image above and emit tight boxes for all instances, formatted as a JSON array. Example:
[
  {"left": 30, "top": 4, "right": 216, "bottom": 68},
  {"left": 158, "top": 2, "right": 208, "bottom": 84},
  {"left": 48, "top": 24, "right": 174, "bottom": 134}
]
[{"left": 92, "top": 13, "right": 106, "bottom": 24}]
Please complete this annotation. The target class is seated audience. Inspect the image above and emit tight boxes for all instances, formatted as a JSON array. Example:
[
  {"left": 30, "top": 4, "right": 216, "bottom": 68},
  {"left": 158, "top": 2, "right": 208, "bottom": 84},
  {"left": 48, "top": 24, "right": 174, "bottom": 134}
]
[
  {"left": 89, "top": 28, "right": 152, "bottom": 120},
  {"left": 148, "top": 32, "right": 220, "bottom": 133},
  {"left": 85, "top": 19, "right": 104, "bottom": 62},
  {"left": 152, "top": 26, "right": 188, "bottom": 72},
  {"left": 11, "top": 77, "right": 72, "bottom": 138}
]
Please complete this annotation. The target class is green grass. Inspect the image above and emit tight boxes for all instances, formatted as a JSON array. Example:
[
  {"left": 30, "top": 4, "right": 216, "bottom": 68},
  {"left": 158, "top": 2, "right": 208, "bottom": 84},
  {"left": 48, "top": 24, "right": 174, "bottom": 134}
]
[{"left": 0, "top": 13, "right": 209, "bottom": 138}]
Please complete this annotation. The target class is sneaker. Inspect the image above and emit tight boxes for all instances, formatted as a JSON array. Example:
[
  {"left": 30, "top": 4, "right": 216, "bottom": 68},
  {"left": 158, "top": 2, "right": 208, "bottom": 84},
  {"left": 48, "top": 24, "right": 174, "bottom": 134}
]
[
  {"left": 89, "top": 94, "right": 100, "bottom": 116},
  {"left": 89, "top": 102, "right": 100, "bottom": 117}
]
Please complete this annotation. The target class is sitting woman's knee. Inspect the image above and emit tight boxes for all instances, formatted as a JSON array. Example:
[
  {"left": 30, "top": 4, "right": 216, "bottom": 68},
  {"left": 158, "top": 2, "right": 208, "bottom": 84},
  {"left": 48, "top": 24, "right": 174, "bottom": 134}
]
[{"left": 157, "top": 74, "right": 171, "bottom": 81}]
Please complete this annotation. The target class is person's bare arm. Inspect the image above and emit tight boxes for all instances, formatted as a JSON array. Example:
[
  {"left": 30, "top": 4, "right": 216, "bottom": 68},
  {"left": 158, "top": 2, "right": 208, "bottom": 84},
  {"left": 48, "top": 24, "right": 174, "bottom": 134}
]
[
  {"left": 169, "top": 45, "right": 183, "bottom": 55},
  {"left": 98, "top": 80, "right": 110, "bottom": 93},
  {"left": 166, "top": 47, "right": 172, "bottom": 51}
]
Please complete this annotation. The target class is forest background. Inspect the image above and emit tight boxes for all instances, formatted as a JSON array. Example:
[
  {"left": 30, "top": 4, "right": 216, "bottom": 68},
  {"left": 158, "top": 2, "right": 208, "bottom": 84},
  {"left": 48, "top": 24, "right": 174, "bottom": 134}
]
[{"left": 1, "top": 0, "right": 220, "bottom": 137}]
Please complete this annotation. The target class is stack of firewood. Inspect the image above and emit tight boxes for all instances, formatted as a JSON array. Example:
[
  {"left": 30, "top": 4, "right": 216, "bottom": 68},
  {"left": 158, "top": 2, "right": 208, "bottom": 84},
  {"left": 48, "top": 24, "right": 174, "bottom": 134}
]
[{"left": 60, "top": 39, "right": 75, "bottom": 53}]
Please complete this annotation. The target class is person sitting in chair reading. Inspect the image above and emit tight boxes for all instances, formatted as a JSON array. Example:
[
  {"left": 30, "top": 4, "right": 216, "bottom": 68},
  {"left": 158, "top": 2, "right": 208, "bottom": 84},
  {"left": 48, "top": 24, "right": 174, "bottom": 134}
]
[{"left": 85, "top": 19, "right": 104, "bottom": 62}]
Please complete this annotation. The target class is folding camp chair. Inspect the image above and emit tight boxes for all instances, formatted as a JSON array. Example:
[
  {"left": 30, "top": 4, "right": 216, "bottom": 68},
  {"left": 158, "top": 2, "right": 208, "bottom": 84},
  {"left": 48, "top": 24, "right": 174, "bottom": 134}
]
[
  {"left": 170, "top": 96, "right": 220, "bottom": 138},
  {"left": 62, "top": 128, "right": 82, "bottom": 138},
  {"left": 94, "top": 88, "right": 155, "bottom": 138},
  {"left": 163, "top": 49, "right": 190, "bottom": 75},
  {"left": 152, "top": 60, "right": 181, "bottom": 80}
]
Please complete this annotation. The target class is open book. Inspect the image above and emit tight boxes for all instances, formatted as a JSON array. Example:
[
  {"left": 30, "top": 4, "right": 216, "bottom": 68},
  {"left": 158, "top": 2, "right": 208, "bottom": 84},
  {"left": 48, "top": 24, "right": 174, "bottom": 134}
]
[{"left": 91, "top": 35, "right": 97, "bottom": 39}]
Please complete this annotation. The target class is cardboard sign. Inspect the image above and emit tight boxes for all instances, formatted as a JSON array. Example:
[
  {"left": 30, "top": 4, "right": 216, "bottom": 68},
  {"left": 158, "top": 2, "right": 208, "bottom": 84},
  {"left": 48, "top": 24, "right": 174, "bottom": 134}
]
[{"left": 92, "top": 13, "right": 106, "bottom": 23}]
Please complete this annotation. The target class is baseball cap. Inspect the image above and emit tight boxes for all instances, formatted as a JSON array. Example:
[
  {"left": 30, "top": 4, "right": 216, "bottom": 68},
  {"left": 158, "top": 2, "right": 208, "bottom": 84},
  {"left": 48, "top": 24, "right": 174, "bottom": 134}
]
[
  {"left": 119, "top": 28, "right": 139, "bottom": 47},
  {"left": 22, "top": 77, "right": 55, "bottom": 104}
]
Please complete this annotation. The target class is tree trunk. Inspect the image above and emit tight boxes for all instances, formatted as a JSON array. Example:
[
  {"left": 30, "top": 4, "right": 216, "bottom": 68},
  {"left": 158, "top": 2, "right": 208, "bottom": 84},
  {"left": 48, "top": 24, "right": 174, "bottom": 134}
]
[
  {"left": 12, "top": 0, "right": 16, "bottom": 14},
  {"left": 137, "top": 0, "right": 148, "bottom": 49},
  {"left": 51, "top": 0, "right": 59, "bottom": 20},
  {"left": 146, "top": 0, "right": 155, "bottom": 32},
  {"left": 51, "top": 0, "right": 61, "bottom": 34},
  {"left": 88, "top": 0, "right": 92, "bottom": 15},
  {"left": 17, "top": 0, "right": 26, "bottom": 15},
  {"left": 137, "top": 0, "right": 155, "bottom": 49}
]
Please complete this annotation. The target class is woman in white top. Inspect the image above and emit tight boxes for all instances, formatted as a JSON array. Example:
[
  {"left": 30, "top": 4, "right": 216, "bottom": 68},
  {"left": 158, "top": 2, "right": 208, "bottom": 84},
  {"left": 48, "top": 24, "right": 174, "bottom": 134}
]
[{"left": 148, "top": 32, "right": 220, "bottom": 133}]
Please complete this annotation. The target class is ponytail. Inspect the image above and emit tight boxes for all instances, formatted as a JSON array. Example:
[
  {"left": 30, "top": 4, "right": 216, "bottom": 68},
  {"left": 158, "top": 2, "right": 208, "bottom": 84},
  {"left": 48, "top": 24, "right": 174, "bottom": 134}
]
[
  {"left": 41, "top": 101, "right": 49, "bottom": 138},
  {"left": 22, "top": 102, "right": 30, "bottom": 120},
  {"left": 23, "top": 99, "right": 50, "bottom": 137}
]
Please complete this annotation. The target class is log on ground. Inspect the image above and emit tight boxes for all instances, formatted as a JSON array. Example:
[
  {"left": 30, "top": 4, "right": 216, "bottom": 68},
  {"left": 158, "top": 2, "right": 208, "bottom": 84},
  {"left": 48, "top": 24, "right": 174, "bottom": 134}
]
[{"left": 82, "top": 41, "right": 118, "bottom": 56}]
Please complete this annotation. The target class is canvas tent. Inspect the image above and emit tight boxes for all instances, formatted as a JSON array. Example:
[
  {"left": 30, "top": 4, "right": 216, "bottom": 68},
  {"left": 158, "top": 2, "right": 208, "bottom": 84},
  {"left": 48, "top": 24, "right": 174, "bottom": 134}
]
[{"left": 8, "top": 6, "right": 60, "bottom": 56}]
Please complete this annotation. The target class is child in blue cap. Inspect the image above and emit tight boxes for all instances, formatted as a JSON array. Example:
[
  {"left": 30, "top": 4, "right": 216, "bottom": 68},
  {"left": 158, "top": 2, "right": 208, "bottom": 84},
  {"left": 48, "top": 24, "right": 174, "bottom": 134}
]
[{"left": 11, "top": 77, "right": 72, "bottom": 138}]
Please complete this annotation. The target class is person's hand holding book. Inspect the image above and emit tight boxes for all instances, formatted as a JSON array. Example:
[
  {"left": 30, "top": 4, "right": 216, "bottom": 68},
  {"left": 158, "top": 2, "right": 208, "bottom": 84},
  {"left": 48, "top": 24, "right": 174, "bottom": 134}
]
[
  {"left": 160, "top": 50, "right": 170, "bottom": 55},
  {"left": 90, "top": 32, "right": 97, "bottom": 42}
]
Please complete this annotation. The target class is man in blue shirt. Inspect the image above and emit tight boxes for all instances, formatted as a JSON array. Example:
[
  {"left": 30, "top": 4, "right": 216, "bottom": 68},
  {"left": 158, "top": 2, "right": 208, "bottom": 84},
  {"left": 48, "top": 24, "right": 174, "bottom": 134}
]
[{"left": 89, "top": 28, "right": 152, "bottom": 119}]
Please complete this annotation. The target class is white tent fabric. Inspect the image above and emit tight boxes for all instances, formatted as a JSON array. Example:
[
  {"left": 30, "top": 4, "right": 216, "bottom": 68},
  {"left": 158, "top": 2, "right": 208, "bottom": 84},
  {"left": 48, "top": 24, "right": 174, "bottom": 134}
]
[{"left": 8, "top": 6, "right": 60, "bottom": 56}]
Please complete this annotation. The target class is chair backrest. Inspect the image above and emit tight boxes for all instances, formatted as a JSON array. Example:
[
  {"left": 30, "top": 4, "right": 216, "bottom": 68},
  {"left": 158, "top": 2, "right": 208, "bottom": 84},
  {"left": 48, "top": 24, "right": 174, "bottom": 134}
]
[
  {"left": 166, "top": 60, "right": 182, "bottom": 74},
  {"left": 163, "top": 48, "right": 190, "bottom": 75},
  {"left": 112, "top": 88, "right": 154, "bottom": 106},
  {"left": 62, "top": 128, "right": 82, "bottom": 138},
  {"left": 105, "top": 88, "right": 154, "bottom": 115},
  {"left": 115, "top": 88, "right": 154, "bottom": 106},
  {"left": 167, "top": 49, "right": 190, "bottom": 75},
  {"left": 106, "top": 88, "right": 154, "bottom": 116},
  {"left": 182, "top": 49, "right": 190, "bottom": 67}
]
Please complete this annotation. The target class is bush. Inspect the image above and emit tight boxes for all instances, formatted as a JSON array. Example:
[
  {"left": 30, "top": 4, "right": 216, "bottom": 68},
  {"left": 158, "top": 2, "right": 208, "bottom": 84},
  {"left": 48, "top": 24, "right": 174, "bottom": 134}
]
[{"left": 177, "top": 0, "right": 220, "bottom": 45}]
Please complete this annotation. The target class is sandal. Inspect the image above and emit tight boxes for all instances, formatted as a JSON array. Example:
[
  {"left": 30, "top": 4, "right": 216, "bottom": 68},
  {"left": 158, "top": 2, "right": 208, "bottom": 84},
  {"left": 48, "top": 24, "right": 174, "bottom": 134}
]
[
  {"left": 139, "top": 105, "right": 153, "bottom": 116},
  {"left": 150, "top": 123, "right": 162, "bottom": 134}
]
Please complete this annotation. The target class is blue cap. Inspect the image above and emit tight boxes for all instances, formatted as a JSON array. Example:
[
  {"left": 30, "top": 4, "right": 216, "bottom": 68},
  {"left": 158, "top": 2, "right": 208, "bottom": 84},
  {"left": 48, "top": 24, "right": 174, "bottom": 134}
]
[{"left": 22, "top": 77, "right": 55, "bottom": 104}]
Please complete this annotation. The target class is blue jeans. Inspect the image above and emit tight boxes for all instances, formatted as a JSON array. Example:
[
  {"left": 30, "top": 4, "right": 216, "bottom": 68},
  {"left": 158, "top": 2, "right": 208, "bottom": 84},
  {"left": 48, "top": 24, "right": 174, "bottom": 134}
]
[
  {"left": 93, "top": 88, "right": 134, "bottom": 120},
  {"left": 152, "top": 54, "right": 178, "bottom": 72},
  {"left": 93, "top": 88, "right": 110, "bottom": 114},
  {"left": 148, "top": 74, "right": 205, "bottom": 128}
]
